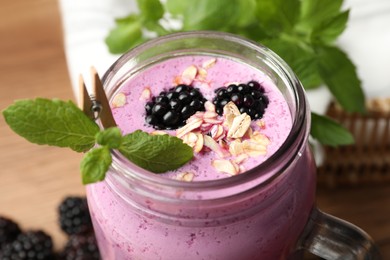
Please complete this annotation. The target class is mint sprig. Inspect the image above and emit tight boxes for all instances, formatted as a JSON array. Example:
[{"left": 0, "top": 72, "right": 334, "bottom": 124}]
[
  {"left": 3, "top": 98, "right": 99, "bottom": 152},
  {"left": 2, "top": 98, "right": 193, "bottom": 184},
  {"left": 311, "top": 112, "right": 354, "bottom": 147},
  {"left": 105, "top": 0, "right": 364, "bottom": 146},
  {"left": 118, "top": 130, "right": 194, "bottom": 173},
  {"left": 81, "top": 146, "right": 112, "bottom": 184}
]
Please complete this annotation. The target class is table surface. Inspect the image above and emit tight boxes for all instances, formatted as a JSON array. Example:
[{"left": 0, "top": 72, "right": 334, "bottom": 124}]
[{"left": 0, "top": 0, "right": 389, "bottom": 258}]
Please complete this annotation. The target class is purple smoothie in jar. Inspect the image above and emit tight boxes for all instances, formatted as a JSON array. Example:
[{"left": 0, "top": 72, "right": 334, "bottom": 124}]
[
  {"left": 112, "top": 55, "right": 292, "bottom": 181},
  {"left": 86, "top": 32, "right": 316, "bottom": 259}
]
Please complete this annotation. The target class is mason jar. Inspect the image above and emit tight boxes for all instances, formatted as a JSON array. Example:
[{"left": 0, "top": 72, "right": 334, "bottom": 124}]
[{"left": 86, "top": 31, "right": 380, "bottom": 260}]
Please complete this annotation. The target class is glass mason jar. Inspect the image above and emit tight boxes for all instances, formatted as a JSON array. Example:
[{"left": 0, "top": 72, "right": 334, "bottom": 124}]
[{"left": 86, "top": 31, "right": 381, "bottom": 260}]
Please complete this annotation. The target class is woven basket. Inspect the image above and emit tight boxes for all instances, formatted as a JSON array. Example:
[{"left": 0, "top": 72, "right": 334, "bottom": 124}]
[{"left": 317, "top": 98, "right": 390, "bottom": 187}]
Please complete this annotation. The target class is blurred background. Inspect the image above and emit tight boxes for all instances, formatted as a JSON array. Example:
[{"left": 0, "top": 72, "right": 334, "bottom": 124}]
[{"left": 0, "top": 0, "right": 389, "bottom": 258}]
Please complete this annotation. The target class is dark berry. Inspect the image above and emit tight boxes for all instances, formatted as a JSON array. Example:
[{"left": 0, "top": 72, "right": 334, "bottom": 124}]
[
  {"left": 154, "top": 95, "right": 168, "bottom": 104},
  {"left": 152, "top": 103, "right": 168, "bottom": 117},
  {"left": 58, "top": 196, "right": 92, "bottom": 236},
  {"left": 255, "top": 99, "right": 266, "bottom": 108},
  {"left": 239, "top": 107, "right": 247, "bottom": 114},
  {"left": 162, "top": 111, "right": 180, "bottom": 126},
  {"left": 212, "top": 80, "right": 269, "bottom": 120},
  {"left": 144, "top": 84, "right": 206, "bottom": 129},
  {"left": 260, "top": 95, "right": 269, "bottom": 106},
  {"left": 166, "top": 92, "right": 178, "bottom": 100},
  {"left": 215, "top": 88, "right": 227, "bottom": 98},
  {"left": 216, "top": 106, "right": 223, "bottom": 115},
  {"left": 253, "top": 113, "right": 262, "bottom": 119},
  {"left": 188, "top": 88, "right": 202, "bottom": 98},
  {"left": 174, "top": 84, "right": 189, "bottom": 93},
  {"left": 226, "top": 84, "right": 238, "bottom": 93},
  {"left": 169, "top": 99, "right": 182, "bottom": 111},
  {"left": 219, "top": 99, "right": 229, "bottom": 108},
  {"left": 178, "top": 92, "right": 190, "bottom": 103},
  {"left": 237, "top": 84, "right": 247, "bottom": 92},
  {"left": 247, "top": 108, "right": 255, "bottom": 117},
  {"left": 59, "top": 234, "right": 100, "bottom": 260},
  {"left": 181, "top": 105, "right": 195, "bottom": 119},
  {"left": 243, "top": 94, "right": 254, "bottom": 106},
  {"left": 230, "top": 93, "right": 242, "bottom": 105},
  {"left": 145, "top": 102, "right": 154, "bottom": 114},
  {"left": 247, "top": 80, "right": 261, "bottom": 90},
  {"left": 189, "top": 99, "right": 202, "bottom": 110},
  {"left": 1, "top": 230, "right": 54, "bottom": 260},
  {"left": 0, "top": 216, "right": 21, "bottom": 249},
  {"left": 250, "top": 89, "right": 262, "bottom": 99},
  {"left": 145, "top": 114, "right": 158, "bottom": 125}
]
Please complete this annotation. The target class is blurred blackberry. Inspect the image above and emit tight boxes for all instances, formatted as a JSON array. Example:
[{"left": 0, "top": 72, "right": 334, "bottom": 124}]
[
  {"left": 59, "top": 233, "right": 100, "bottom": 260},
  {"left": 0, "top": 230, "right": 54, "bottom": 260},
  {"left": 58, "top": 197, "right": 92, "bottom": 236},
  {"left": 212, "top": 80, "right": 269, "bottom": 120},
  {"left": 145, "top": 84, "right": 206, "bottom": 130},
  {"left": 0, "top": 216, "right": 22, "bottom": 249}
]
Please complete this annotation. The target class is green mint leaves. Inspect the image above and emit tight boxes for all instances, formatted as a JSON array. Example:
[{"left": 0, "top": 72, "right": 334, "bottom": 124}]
[
  {"left": 3, "top": 98, "right": 99, "bottom": 152},
  {"left": 316, "top": 46, "right": 365, "bottom": 113},
  {"left": 311, "top": 112, "right": 354, "bottom": 147},
  {"left": 105, "top": 0, "right": 364, "bottom": 146},
  {"left": 105, "top": 0, "right": 166, "bottom": 54},
  {"left": 81, "top": 127, "right": 192, "bottom": 184},
  {"left": 118, "top": 130, "right": 193, "bottom": 173},
  {"left": 2, "top": 98, "right": 193, "bottom": 184},
  {"left": 81, "top": 146, "right": 112, "bottom": 184}
]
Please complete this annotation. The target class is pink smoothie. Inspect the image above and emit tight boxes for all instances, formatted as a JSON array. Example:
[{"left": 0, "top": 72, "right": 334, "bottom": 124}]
[
  {"left": 86, "top": 55, "right": 316, "bottom": 259},
  {"left": 111, "top": 55, "right": 292, "bottom": 181}
]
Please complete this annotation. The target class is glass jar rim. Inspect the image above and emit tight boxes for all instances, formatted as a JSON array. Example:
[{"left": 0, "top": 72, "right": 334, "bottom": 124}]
[{"left": 102, "top": 31, "right": 309, "bottom": 192}]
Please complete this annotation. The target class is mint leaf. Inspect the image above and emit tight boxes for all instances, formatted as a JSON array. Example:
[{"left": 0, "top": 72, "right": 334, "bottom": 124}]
[
  {"left": 137, "top": 0, "right": 164, "bottom": 22},
  {"left": 105, "top": 0, "right": 166, "bottom": 54},
  {"left": 105, "top": 14, "right": 143, "bottom": 54},
  {"left": 3, "top": 98, "right": 195, "bottom": 184},
  {"left": 311, "top": 10, "right": 349, "bottom": 44},
  {"left": 143, "top": 21, "right": 169, "bottom": 35},
  {"left": 299, "top": 0, "right": 343, "bottom": 31},
  {"left": 96, "top": 127, "right": 122, "bottom": 149},
  {"left": 2, "top": 98, "right": 99, "bottom": 152},
  {"left": 226, "top": 0, "right": 257, "bottom": 28},
  {"left": 255, "top": 0, "right": 301, "bottom": 35},
  {"left": 81, "top": 146, "right": 112, "bottom": 184},
  {"left": 118, "top": 130, "right": 193, "bottom": 173},
  {"left": 166, "top": 0, "right": 190, "bottom": 15},
  {"left": 292, "top": 55, "right": 323, "bottom": 89},
  {"left": 316, "top": 46, "right": 365, "bottom": 113},
  {"left": 263, "top": 38, "right": 322, "bottom": 89},
  {"left": 229, "top": 23, "right": 269, "bottom": 42},
  {"left": 180, "top": 0, "right": 239, "bottom": 30},
  {"left": 311, "top": 112, "right": 354, "bottom": 146}
]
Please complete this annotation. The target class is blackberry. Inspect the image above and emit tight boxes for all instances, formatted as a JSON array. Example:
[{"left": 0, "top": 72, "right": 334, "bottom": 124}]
[
  {"left": 58, "top": 196, "right": 92, "bottom": 236},
  {"left": 0, "top": 230, "right": 54, "bottom": 260},
  {"left": 59, "top": 234, "right": 100, "bottom": 260},
  {"left": 145, "top": 84, "right": 206, "bottom": 130},
  {"left": 212, "top": 81, "right": 269, "bottom": 119},
  {"left": 0, "top": 216, "right": 21, "bottom": 249}
]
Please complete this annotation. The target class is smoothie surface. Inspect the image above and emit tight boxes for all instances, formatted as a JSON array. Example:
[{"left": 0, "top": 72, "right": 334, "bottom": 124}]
[{"left": 111, "top": 55, "right": 292, "bottom": 181}]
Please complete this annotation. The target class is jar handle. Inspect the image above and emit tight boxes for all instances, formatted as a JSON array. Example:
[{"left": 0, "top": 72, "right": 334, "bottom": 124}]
[{"left": 299, "top": 208, "right": 382, "bottom": 259}]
